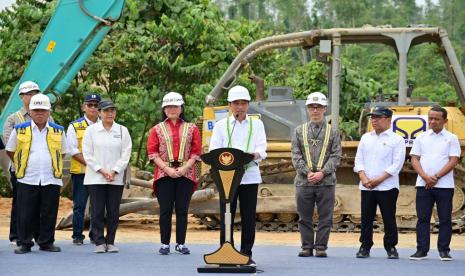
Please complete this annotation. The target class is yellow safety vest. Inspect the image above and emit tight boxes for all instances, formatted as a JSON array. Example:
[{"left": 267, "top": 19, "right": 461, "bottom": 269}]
[
  {"left": 70, "top": 118, "right": 89, "bottom": 174},
  {"left": 14, "top": 121, "right": 64, "bottom": 179}
]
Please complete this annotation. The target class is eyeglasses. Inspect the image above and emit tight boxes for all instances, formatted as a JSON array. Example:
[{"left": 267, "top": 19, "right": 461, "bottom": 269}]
[
  {"left": 370, "top": 116, "right": 388, "bottom": 120},
  {"left": 307, "top": 105, "right": 324, "bottom": 110},
  {"left": 86, "top": 103, "right": 99, "bottom": 108}
]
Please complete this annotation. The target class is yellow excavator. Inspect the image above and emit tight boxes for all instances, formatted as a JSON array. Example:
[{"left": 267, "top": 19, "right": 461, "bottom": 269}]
[{"left": 195, "top": 26, "right": 465, "bottom": 232}]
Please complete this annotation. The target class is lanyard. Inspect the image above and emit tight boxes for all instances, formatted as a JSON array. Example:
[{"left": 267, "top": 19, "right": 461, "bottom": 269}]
[{"left": 226, "top": 116, "right": 253, "bottom": 152}]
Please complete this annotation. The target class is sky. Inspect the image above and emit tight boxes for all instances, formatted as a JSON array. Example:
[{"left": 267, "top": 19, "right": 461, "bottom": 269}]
[{"left": 0, "top": 0, "right": 15, "bottom": 11}]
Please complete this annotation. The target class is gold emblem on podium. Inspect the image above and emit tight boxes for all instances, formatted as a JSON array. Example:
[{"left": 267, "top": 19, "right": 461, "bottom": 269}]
[{"left": 219, "top": 152, "right": 234, "bottom": 166}]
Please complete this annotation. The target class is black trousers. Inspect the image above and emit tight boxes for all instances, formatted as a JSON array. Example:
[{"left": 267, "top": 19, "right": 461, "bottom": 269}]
[
  {"left": 87, "top": 185, "right": 124, "bottom": 246},
  {"left": 9, "top": 170, "right": 19, "bottom": 242},
  {"left": 156, "top": 176, "right": 194, "bottom": 245},
  {"left": 360, "top": 188, "right": 399, "bottom": 250},
  {"left": 17, "top": 182, "right": 60, "bottom": 248},
  {"left": 220, "top": 184, "right": 258, "bottom": 257},
  {"left": 416, "top": 187, "right": 454, "bottom": 252}
]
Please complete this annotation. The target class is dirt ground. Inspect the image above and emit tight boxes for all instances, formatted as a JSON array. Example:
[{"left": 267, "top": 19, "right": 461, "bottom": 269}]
[{"left": 1, "top": 197, "right": 465, "bottom": 249}]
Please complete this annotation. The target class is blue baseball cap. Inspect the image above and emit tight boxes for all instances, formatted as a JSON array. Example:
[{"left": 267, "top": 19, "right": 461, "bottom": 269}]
[{"left": 84, "top": 93, "right": 101, "bottom": 103}]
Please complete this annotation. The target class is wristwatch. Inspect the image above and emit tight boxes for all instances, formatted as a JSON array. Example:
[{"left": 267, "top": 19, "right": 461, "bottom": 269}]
[{"left": 435, "top": 174, "right": 441, "bottom": 179}]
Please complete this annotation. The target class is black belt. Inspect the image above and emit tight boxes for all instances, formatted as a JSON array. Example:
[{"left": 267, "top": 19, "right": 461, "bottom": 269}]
[{"left": 168, "top": 161, "right": 183, "bottom": 168}]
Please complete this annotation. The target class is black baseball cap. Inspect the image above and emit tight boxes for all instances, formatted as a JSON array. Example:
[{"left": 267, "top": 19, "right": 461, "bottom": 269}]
[
  {"left": 98, "top": 100, "right": 116, "bottom": 110},
  {"left": 367, "top": 106, "right": 393, "bottom": 117},
  {"left": 84, "top": 93, "right": 101, "bottom": 102}
]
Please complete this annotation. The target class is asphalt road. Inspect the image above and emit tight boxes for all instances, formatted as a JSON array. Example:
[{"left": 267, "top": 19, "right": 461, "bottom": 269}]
[{"left": 0, "top": 241, "right": 463, "bottom": 275}]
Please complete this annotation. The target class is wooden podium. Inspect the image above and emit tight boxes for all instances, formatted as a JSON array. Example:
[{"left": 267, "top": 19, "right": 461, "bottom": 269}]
[{"left": 197, "top": 148, "right": 256, "bottom": 273}]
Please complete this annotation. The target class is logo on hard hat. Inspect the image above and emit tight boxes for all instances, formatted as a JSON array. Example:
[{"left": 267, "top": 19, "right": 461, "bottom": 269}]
[
  {"left": 219, "top": 152, "right": 234, "bottom": 166},
  {"left": 163, "top": 98, "right": 182, "bottom": 104}
]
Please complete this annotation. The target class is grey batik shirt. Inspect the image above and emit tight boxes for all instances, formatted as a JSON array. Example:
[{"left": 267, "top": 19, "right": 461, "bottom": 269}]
[{"left": 291, "top": 120, "right": 342, "bottom": 186}]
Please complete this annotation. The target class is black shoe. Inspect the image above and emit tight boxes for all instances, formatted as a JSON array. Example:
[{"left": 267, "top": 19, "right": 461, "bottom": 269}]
[
  {"left": 315, "top": 249, "right": 327, "bottom": 258},
  {"left": 72, "top": 238, "right": 84, "bottom": 245},
  {"left": 386, "top": 247, "right": 399, "bottom": 259},
  {"left": 298, "top": 249, "right": 313, "bottom": 257},
  {"left": 14, "top": 245, "right": 31, "bottom": 254},
  {"left": 439, "top": 251, "right": 452, "bottom": 261},
  {"left": 409, "top": 250, "right": 428, "bottom": 260},
  {"left": 246, "top": 258, "right": 256, "bottom": 267},
  {"left": 39, "top": 245, "right": 61, "bottom": 252},
  {"left": 356, "top": 247, "right": 370, "bottom": 258}
]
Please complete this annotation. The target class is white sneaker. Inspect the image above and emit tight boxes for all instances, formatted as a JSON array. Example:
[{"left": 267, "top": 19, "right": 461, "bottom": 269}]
[
  {"left": 94, "top": 244, "right": 107, "bottom": 253},
  {"left": 106, "top": 244, "right": 119, "bottom": 253}
]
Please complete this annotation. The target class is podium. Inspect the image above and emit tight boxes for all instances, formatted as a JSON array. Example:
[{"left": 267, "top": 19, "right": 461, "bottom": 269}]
[{"left": 197, "top": 148, "right": 256, "bottom": 273}]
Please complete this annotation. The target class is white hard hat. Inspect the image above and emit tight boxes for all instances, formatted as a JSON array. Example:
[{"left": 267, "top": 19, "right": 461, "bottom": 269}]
[
  {"left": 227, "top": 85, "right": 251, "bottom": 102},
  {"left": 29, "top": 94, "right": 51, "bottom": 110},
  {"left": 19, "top": 81, "right": 40, "bottom": 94},
  {"left": 305, "top": 92, "right": 327, "bottom": 106},
  {"left": 162, "top": 92, "right": 184, "bottom": 108}
]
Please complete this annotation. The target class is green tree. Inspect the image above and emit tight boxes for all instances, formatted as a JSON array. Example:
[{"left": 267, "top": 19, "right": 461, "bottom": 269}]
[{"left": 0, "top": 0, "right": 276, "bottom": 169}]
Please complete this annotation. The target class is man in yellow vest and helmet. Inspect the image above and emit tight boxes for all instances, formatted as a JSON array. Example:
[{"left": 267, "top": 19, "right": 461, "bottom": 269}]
[
  {"left": 5, "top": 93, "right": 67, "bottom": 254},
  {"left": 66, "top": 92, "right": 101, "bottom": 245},
  {"left": 3, "top": 81, "right": 53, "bottom": 246}
]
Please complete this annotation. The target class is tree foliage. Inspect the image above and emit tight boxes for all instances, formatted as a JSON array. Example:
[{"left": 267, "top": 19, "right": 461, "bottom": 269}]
[
  {"left": 0, "top": 0, "right": 275, "bottom": 169},
  {"left": 2, "top": 0, "right": 465, "bottom": 168}
]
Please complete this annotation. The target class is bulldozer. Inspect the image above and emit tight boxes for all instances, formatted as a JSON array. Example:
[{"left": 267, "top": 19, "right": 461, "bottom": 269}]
[
  {"left": 193, "top": 26, "right": 465, "bottom": 232},
  {"left": 2, "top": 2, "right": 465, "bottom": 233}
]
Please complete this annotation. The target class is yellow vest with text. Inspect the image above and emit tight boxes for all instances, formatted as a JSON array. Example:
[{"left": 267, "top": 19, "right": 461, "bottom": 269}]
[
  {"left": 70, "top": 117, "right": 89, "bottom": 174},
  {"left": 14, "top": 121, "right": 64, "bottom": 179}
]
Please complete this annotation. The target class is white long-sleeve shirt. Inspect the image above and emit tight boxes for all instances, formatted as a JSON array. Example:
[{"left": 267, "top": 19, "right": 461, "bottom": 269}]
[
  {"left": 354, "top": 129, "right": 406, "bottom": 191},
  {"left": 66, "top": 115, "right": 99, "bottom": 157},
  {"left": 82, "top": 121, "right": 132, "bottom": 185},
  {"left": 410, "top": 128, "right": 461, "bottom": 188},
  {"left": 209, "top": 115, "right": 267, "bottom": 185},
  {"left": 5, "top": 121, "right": 67, "bottom": 186}
]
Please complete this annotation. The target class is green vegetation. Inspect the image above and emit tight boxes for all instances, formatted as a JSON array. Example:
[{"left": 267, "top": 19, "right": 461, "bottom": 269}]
[{"left": 1, "top": 0, "right": 464, "bottom": 169}]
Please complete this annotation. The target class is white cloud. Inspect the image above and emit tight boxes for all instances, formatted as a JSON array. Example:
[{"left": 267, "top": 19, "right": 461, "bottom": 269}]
[{"left": 0, "top": 0, "right": 16, "bottom": 11}]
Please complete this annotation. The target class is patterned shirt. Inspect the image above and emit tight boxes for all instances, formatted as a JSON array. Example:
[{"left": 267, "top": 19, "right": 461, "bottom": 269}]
[
  {"left": 291, "top": 120, "right": 342, "bottom": 186},
  {"left": 147, "top": 119, "right": 201, "bottom": 185}
]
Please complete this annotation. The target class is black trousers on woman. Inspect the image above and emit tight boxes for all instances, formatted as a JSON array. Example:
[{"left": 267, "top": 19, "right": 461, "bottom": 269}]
[
  {"left": 156, "top": 176, "right": 194, "bottom": 245},
  {"left": 87, "top": 185, "right": 124, "bottom": 246}
]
